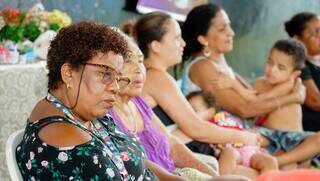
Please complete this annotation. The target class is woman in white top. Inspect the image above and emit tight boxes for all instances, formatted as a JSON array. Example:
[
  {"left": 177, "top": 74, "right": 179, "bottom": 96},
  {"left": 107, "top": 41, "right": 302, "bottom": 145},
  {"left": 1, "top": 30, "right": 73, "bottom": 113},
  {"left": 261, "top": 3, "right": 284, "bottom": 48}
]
[{"left": 181, "top": 3, "right": 305, "bottom": 119}]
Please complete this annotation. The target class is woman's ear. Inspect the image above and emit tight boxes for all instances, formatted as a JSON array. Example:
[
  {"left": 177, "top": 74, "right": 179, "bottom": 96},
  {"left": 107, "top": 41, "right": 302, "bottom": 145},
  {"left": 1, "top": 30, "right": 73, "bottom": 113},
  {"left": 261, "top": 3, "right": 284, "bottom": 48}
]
[
  {"left": 61, "top": 63, "right": 73, "bottom": 87},
  {"left": 149, "top": 40, "right": 162, "bottom": 54},
  {"left": 197, "top": 35, "right": 208, "bottom": 46}
]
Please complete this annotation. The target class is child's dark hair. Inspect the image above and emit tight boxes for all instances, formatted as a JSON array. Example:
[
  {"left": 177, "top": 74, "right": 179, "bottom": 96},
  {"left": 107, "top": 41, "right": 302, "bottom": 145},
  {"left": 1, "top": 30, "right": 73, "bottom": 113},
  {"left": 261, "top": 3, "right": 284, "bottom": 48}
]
[
  {"left": 186, "top": 91, "right": 221, "bottom": 111},
  {"left": 272, "top": 39, "right": 306, "bottom": 70}
]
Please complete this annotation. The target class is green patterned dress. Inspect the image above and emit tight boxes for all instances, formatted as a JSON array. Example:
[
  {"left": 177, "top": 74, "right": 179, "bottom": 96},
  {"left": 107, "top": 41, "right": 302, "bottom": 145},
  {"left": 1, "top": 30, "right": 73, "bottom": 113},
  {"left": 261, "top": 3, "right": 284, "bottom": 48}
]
[{"left": 16, "top": 115, "right": 157, "bottom": 181}]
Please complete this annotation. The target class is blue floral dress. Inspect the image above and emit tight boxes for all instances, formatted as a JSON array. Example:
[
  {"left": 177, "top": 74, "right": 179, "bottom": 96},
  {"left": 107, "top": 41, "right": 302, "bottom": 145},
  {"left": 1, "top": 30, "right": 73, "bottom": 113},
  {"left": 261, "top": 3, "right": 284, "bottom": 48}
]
[{"left": 16, "top": 115, "right": 157, "bottom": 181}]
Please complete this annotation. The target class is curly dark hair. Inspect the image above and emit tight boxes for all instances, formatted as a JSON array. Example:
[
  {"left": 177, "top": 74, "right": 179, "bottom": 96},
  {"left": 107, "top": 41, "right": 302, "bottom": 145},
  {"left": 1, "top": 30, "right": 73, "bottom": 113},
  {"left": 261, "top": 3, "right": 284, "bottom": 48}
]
[
  {"left": 182, "top": 3, "right": 221, "bottom": 61},
  {"left": 47, "top": 21, "right": 129, "bottom": 90},
  {"left": 272, "top": 39, "right": 306, "bottom": 70},
  {"left": 284, "top": 12, "right": 317, "bottom": 38}
]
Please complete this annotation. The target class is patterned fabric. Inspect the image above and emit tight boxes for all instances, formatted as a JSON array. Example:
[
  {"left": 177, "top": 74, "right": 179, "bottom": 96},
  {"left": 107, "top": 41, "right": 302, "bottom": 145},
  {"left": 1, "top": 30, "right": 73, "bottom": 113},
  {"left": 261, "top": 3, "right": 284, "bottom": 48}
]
[
  {"left": 255, "top": 126, "right": 314, "bottom": 154},
  {"left": 173, "top": 168, "right": 211, "bottom": 181},
  {"left": 210, "top": 111, "right": 261, "bottom": 167},
  {"left": 109, "top": 97, "right": 214, "bottom": 181},
  {"left": 0, "top": 62, "right": 48, "bottom": 181},
  {"left": 16, "top": 93, "right": 157, "bottom": 180},
  {"left": 45, "top": 92, "right": 129, "bottom": 179},
  {"left": 16, "top": 116, "right": 157, "bottom": 181}
]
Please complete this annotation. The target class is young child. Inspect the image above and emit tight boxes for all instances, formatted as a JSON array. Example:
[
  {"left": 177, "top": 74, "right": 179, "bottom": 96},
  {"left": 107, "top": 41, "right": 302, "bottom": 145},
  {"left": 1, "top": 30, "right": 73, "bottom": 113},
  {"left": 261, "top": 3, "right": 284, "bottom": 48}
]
[
  {"left": 219, "top": 39, "right": 304, "bottom": 131},
  {"left": 187, "top": 91, "right": 278, "bottom": 178},
  {"left": 216, "top": 39, "right": 320, "bottom": 167}
]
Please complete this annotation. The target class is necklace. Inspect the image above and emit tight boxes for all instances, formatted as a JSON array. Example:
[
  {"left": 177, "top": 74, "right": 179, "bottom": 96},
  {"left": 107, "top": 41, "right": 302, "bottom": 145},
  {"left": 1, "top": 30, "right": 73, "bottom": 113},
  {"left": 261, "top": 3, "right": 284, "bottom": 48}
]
[
  {"left": 46, "top": 92, "right": 129, "bottom": 179},
  {"left": 116, "top": 101, "right": 139, "bottom": 135}
]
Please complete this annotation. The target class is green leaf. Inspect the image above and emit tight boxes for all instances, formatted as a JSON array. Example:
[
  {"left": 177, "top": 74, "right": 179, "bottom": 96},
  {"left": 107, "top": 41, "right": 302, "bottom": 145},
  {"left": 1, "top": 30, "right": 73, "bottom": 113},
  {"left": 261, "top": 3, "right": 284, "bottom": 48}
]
[
  {"left": 0, "top": 25, "right": 24, "bottom": 42},
  {"left": 49, "top": 23, "right": 60, "bottom": 31},
  {"left": 23, "top": 21, "right": 41, "bottom": 41},
  {"left": 18, "top": 13, "right": 26, "bottom": 24}
]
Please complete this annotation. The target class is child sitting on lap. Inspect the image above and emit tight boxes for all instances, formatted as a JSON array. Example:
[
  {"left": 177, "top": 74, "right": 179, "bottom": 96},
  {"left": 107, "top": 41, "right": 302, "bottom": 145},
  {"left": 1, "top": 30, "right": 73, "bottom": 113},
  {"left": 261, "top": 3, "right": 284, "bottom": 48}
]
[
  {"left": 215, "top": 39, "right": 320, "bottom": 167},
  {"left": 187, "top": 91, "right": 278, "bottom": 178}
]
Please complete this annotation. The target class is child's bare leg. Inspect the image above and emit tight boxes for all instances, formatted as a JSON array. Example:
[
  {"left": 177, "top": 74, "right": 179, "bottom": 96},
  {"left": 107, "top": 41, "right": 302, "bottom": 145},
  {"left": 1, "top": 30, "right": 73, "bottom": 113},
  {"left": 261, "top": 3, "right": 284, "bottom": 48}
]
[
  {"left": 274, "top": 150, "right": 298, "bottom": 170},
  {"left": 276, "top": 133, "right": 320, "bottom": 166},
  {"left": 232, "top": 165, "right": 259, "bottom": 179},
  {"left": 251, "top": 152, "right": 278, "bottom": 173},
  {"left": 219, "top": 147, "right": 240, "bottom": 175},
  {"left": 219, "top": 147, "right": 258, "bottom": 179}
]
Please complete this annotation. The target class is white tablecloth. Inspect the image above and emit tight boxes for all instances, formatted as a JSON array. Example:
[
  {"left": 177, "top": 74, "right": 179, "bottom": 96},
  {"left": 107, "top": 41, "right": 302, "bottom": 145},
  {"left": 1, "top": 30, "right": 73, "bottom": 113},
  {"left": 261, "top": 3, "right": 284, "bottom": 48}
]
[{"left": 0, "top": 62, "right": 48, "bottom": 181}]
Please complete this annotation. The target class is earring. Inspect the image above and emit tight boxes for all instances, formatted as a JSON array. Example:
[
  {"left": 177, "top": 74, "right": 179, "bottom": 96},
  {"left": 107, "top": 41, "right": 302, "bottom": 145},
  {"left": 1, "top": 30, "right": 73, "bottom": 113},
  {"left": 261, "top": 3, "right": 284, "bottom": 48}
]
[
  {"left": 203, "top": 44, "right": 211, "bottom": 58},
  {"left": 67, "top": 84, "right": 71, "bottom": 89}
]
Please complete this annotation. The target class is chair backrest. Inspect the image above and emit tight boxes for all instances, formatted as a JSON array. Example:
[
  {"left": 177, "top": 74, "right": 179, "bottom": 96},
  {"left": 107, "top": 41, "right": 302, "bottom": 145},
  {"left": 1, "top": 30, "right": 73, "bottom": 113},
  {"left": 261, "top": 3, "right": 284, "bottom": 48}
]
[{"left": 6, "top": 129, "right": 24, "bottom": 181}]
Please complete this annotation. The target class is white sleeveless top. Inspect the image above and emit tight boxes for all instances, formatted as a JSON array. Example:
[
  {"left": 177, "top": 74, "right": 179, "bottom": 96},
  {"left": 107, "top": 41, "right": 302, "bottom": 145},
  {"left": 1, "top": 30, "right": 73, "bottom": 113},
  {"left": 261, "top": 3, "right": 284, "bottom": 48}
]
[{"left": 181, "top": 55, "right": 236, "bottom": 96}]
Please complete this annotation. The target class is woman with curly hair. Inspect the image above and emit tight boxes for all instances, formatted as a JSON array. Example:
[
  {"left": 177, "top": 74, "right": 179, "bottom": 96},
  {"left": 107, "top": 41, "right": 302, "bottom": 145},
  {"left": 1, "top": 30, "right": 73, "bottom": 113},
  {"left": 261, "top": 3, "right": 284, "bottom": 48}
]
[{"left": 15, "top": 21, "right": 158, "bottom": 180}]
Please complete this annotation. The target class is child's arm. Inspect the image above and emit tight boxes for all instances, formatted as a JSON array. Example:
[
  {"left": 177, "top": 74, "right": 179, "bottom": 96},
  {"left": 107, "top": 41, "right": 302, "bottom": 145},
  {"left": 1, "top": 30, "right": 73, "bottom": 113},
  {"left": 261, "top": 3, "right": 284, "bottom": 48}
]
[
  {"left": 215, "top": 73, "right": 295, "bottom": 102},
  {"left": 254, "top": 77, "right": 296, "bottom": 101},
  {"left": 214, "top": 74, "right": 258, "bottom": 101}
]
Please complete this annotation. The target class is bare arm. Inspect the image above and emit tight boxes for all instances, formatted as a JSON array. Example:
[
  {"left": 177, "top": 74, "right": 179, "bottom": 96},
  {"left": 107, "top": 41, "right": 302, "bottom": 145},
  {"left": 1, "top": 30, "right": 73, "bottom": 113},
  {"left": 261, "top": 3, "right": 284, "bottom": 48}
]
[
  {"left": 142, "top": 69, "right": 259, "bottom": 145},
  {"left": 303, "top": 79, "right": 320, "bottom": 111},
  {"left": 213, "top": 73, "right": 257, "bottom": 101},
  {"left": 216, "top": 73, "right": 296, "bottom": 102},
  {"left": 189, "top": 60, "right": 304, "bottom": 118},
  {"left": 145, "top": 160, "right": 186, "bottom": 181},
  {"left": 150, "top": 114, "right": 218, "bottom": 176}
]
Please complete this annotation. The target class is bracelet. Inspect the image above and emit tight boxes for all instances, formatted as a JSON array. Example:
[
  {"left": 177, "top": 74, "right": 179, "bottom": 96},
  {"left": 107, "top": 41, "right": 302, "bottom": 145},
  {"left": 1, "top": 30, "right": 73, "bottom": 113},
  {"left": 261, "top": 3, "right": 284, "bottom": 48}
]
[{"left": 272, "top": 96, "right": 281, "bottom": 110}]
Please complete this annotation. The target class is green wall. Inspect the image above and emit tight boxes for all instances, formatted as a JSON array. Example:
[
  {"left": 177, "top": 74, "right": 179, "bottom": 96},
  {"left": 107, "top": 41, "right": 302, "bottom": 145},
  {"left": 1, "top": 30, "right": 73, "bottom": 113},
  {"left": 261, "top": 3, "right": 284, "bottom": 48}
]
[
  {"left": 217, "top": 0, "right": 320, "bottom": 81},
  {"left": 2, "top": 0, "right": 320, "bottom": 81}
]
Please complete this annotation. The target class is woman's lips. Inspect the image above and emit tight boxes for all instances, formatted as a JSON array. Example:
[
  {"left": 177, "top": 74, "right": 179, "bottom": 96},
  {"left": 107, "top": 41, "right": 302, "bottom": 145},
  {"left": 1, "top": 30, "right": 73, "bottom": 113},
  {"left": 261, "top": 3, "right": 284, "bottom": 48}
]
[
  {"left": 133, "top": 80, "right": 143, "bottom": 84},
  {"left": 130, "top": 79, "right": 144, "bottom": 89}
]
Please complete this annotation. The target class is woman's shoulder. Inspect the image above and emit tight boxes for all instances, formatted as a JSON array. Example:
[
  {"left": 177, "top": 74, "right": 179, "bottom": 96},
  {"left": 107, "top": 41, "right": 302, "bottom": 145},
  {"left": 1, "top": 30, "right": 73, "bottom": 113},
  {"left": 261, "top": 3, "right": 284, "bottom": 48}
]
[
  {"left": 145, "top": 69, "right": 178, "bottom": 91},
  {"left": 37, "top": 120, "right": 92, "bottom": 148},
  {"left": 29, "top": 99, "right": 65, "bottom": 123},
  {"left": 190, "top": 58, "right": 220, "bottom": 74}
]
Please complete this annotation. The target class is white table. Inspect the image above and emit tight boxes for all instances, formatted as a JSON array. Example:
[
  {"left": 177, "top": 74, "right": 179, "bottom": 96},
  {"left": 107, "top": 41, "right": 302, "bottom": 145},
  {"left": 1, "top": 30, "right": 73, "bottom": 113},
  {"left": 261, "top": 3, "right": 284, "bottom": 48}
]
[{"left": 0, "top": 62, "right": 48, "bottom": 181}]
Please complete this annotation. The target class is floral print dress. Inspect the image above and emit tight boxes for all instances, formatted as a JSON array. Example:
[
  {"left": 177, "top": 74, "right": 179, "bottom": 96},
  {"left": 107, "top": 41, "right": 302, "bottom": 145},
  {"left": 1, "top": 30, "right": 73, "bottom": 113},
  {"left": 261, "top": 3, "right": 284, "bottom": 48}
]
[{"left": 16, "top": 115, "right": 157, "bottom": 181}]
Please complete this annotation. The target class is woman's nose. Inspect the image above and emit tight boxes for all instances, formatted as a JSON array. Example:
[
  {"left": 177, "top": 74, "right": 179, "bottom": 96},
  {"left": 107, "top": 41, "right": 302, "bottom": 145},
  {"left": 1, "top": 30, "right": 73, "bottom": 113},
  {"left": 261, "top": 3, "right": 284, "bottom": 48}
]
[
  {"left": 108, "top": 79, "right": 120, "bottom": 94},
  {"left": 228, "top": 26, "right": 235, "bottom": 37},
  {"left": 181, "top": 37, "right": 186, "bottom": 47}
]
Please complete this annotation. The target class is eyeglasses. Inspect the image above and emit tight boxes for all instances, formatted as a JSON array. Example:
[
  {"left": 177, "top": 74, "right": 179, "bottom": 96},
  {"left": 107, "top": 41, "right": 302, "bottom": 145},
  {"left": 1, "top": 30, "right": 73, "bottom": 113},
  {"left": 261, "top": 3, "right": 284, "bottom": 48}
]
[{"left": 83, "top": 63, "right": 131, "bottom": 89}]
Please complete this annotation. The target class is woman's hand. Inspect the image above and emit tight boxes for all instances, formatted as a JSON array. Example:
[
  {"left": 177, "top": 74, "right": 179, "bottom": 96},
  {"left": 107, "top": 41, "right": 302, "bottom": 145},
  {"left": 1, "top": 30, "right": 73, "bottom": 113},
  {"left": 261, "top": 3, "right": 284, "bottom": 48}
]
[
  {"left": 240, "top": 131, "right": 261, "bottom": 146},
  {"left": 197, "top": 107, "right": 216, "bottom": 121},
  {"left": 240, "top": 89, "right": 258, "bottom": 101},
  {"left": 292, "top": 78, "right": 306, "bottom": 104}
]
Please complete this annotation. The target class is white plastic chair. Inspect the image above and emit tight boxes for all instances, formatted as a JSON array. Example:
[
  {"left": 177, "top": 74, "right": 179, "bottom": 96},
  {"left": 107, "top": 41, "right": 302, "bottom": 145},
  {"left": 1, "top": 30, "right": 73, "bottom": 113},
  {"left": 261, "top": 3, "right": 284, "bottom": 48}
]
[{"left": 5, "top": 129, "right": 24, "bottom": 181}]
